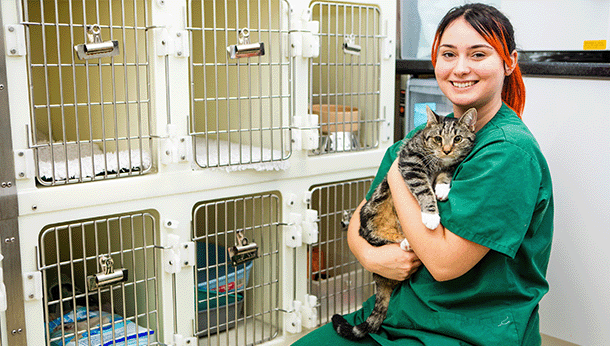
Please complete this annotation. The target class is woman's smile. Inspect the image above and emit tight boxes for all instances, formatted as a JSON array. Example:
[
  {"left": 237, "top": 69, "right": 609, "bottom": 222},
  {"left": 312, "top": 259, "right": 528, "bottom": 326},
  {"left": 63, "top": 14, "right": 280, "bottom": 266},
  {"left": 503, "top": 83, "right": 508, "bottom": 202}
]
[{"left": 451, "top": 81, "right": 478, "bottom": 89}]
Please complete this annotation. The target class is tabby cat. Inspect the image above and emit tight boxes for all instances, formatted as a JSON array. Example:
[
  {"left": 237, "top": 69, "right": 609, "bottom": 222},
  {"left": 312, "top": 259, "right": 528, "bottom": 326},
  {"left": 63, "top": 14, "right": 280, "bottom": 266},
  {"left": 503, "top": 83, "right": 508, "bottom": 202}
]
[{"left": 331, "top": 106, "right": 477, "bottom": 340}]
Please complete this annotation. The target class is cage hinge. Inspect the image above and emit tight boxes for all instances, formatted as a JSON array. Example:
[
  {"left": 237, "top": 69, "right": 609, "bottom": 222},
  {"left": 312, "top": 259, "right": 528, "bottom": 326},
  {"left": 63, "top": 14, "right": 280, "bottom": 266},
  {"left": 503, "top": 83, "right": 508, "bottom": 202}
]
[
  {"left": 301, "top": 209, "right": 319, "bottom": 245},
  {"left": 154, "top": 27, "right": 190, "bottom": 58},
  {"left": 383, "top": 36, "right": 394, "bottom": 60},
  {"left": 283, "top": 300, "right": 302, "bottom": 334},
  {"left": 4, "top": 24, "right": 26, "bottom": 56},
  {"left": 283, "top": 295, "right": 318, "bottom": 333},
  {"left": 282, "top": 210, "right": 318, "bottom": 247},
  {"left": 22, "top": 271, "right": 43, "bottom": 302},
  {"left": 282, "top": 213, "right": 302, "bottom": 248},
  {"left": 162, "top": 234, "right": 195, "bottom": 274},
  {"left": 287, "top": 8, "right": 319, "bottom": 58},
  {"left": 300, "top": 294, "right": 318, "bottom": 329},
  {"left": 288, "top": 115, "right": 319, "bottom": 151},
  {"left": 161, "top": 125, "right": 192, "bottom": 165},
  {"left": 173, "top": 333, "right": 197, "bottom": 346},
  {"left": 14, "top": 149, "right": 34, "bottom": 180}
]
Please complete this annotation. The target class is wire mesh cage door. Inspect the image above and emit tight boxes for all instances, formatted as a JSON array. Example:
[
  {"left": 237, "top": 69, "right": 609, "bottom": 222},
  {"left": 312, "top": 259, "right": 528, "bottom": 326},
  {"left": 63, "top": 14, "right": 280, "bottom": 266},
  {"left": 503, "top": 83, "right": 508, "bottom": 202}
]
[
  {"left": 192, "top": 192, "right": 281, "bottom": 345},
  {"left": 309, "top": 2, "right": 382, "bottom": 155},
  {"left": 38, "top": 211, "right": 161, "bottom": 346},
  {"left": 22, "top": 0, "right": 154, "bottom": 185},
  {"left": 187, "top": 0, "right": 292, "bottom": 169},
  {"left": 307, "top": 178, "right": 376, "bottom": 326}
]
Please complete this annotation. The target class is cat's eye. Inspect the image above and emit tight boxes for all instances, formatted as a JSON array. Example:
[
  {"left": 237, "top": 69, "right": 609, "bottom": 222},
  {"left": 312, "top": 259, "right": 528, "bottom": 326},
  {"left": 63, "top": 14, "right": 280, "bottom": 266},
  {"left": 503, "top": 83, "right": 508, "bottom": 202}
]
[
  {"left": 454, "top": 135, "right": 462, "bottom": 143},
  {"left": 433, "top": 136, "right": 443, "bottom": 144}
]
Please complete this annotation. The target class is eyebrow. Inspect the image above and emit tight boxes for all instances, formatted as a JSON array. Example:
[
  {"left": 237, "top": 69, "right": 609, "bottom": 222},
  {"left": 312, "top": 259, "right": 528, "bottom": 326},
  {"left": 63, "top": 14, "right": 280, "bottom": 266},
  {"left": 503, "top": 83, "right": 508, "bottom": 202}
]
[{"left": 439, "top": 43, "right": 493, "bottom": 50}]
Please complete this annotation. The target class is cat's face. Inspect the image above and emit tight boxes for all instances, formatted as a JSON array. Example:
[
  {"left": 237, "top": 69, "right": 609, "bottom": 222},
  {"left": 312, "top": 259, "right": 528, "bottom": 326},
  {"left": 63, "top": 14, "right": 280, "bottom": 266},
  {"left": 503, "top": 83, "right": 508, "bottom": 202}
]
[{"left": 422, "top": 107, "right": 477, "bottom": 163}]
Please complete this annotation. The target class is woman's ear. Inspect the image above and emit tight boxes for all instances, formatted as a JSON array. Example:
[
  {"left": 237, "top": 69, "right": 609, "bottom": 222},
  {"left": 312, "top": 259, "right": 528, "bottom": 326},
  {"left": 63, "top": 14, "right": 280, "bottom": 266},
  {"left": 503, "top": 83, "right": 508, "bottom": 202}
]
[{"left": 505, "top": 50, "right": 518, "bottom": 76}]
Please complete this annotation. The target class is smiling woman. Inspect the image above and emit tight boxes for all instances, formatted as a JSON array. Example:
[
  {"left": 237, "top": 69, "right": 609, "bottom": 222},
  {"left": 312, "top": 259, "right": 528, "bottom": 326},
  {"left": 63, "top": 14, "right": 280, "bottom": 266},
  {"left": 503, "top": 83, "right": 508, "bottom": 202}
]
[{"left": 294, "top": 3, "right": 553, "bottom": 346}]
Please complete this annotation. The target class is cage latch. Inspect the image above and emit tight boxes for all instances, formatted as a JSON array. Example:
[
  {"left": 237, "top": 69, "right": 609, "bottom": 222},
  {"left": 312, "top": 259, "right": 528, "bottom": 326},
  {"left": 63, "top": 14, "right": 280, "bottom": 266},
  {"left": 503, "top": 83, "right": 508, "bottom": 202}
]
[
  {"left": 228, "top": 231, "right": 258, "bottom": 266},
  {"left": 227, "top": 28, "right": 265, "bottom": 59},
  {"left": 87, "top": 255, "right": 128, "bottom": 291},
  {"left": 74, "top": 24, "right": 120, "bottom": 60},
  {"left": 343, "top": 34, "right": 361, "bottom": 55}
]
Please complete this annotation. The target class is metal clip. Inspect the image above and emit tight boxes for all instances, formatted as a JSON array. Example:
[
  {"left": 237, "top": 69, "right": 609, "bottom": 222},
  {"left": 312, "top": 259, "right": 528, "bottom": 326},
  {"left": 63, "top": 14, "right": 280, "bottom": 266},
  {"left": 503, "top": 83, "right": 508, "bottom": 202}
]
[
  {"left": 227, "top": 27, "right": 265, "bottom": 59},
  {"left": 228, "top": 231, "right": 258, "bottom": 266},
  {"left": 74, "top": 24, "right": 120, "bottom": 60},
  {"left": 343, "top": 34, "right": 361, "bottom": 55},
  {"left": 87, "top": 255, "right": 128, "bottom": 290}
]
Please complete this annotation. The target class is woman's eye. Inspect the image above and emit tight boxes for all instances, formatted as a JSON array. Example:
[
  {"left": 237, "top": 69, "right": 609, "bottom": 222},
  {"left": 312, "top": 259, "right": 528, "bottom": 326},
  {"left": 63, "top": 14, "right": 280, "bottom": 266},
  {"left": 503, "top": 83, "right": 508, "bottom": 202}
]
[
  {"left": 472, "top": 52, "right": 486, "bottom": 59},
  {"left": 454, "top": 135, "right": 462, "bottom": 143},
  {"left": 441, "top": 51, "right": 455, "bottom": 58}
]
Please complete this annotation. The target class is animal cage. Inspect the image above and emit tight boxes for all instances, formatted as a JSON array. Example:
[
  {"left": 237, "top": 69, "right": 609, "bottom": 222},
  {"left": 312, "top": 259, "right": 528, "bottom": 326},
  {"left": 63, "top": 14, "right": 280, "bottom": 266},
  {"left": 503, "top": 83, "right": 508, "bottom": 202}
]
[
  {"left": 38, "top": 211, "right": 160, "bottom": 346},
  {"left": 192, "top": 192, "right": 281, "bottom": 345},
  {"left": 187, "top": 0, "right": 292, "bottom": 170},
  {"left": 22, "top": 0, "right": 155, "bottom": 185},
  {"left": 307, "top": 177, "right": 376, "bottom": 325},
  {"left": 309, "top": 2, "right": 382, "bottom": 155},
  {"left": 1, "top": 0, "right": 397, "bottom": 344}
]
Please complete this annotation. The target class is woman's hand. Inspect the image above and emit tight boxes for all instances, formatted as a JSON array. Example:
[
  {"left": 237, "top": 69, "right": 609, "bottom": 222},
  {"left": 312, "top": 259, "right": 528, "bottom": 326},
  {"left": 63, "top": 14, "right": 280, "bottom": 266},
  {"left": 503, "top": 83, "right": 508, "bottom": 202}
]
[
  {"left": 361, "top": 243, "right": 422, "bottom": 281},
  {"left": 347, "top": 199, "right": 422, "bottom": 281}
]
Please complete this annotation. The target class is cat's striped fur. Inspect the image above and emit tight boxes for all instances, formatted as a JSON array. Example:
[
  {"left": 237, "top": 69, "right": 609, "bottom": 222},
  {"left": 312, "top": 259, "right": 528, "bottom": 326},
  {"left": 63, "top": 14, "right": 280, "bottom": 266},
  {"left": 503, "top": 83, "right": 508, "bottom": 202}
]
[{"left": 331, "top": 106, "right": 477, "bottom": 340}]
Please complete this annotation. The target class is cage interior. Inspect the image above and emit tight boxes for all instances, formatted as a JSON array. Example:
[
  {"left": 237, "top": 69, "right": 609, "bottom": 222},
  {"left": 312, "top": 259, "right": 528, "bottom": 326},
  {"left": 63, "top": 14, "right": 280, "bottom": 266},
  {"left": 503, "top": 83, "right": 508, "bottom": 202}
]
[
  {"left": 23, "top": 0, "right": 154, "bottom": 184},
  {"left": 188, "top": 0, "right": 291, "bottom": 169},
  {"left": 310, "top": 2, "right": 382, "bottom": 154},
  {"left": 308, "top": 178, "right": 376, "bottom": 325},
  {"left": 39, "top": 211, "right": 160, "bottom": 346},
  {"left": 193, "top": 192, "right": 281, "bottom": 344}
]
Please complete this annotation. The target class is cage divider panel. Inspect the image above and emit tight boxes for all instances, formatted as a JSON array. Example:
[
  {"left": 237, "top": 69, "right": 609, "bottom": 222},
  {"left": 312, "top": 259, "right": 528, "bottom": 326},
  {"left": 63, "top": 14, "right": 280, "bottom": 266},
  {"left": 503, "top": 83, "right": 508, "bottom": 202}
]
[
  {"left": 23, "top": 0, "right": 154, "bottom": 186},
  {"left": 193, "top": 192, "right": 280, "bottom": 345},
  {"left": 188, "top": 0, "right": 291, "bottom": 169},
  {"left": 308, "top": 177, "right": 376, "bottom": 326},
  {"left": 38, "top": 211, "right": 160, "bottom": 346},
  {"left": 309, "top": 2, "right": 382, "bottom": 155}
]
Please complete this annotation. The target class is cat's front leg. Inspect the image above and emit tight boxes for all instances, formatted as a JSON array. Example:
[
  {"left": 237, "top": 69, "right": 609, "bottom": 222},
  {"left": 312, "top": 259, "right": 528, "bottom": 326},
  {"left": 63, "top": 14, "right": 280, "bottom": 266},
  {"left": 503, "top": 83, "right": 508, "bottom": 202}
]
[{"left": 434, "top": 171, "right": 452, "bottom": 201}]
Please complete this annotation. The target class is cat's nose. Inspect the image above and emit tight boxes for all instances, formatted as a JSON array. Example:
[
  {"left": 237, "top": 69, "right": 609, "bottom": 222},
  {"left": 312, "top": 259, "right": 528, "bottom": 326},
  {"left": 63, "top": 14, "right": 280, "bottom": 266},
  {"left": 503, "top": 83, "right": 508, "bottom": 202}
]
[{"left": 442, "top": 145, "right": 452, "bottom": 154}]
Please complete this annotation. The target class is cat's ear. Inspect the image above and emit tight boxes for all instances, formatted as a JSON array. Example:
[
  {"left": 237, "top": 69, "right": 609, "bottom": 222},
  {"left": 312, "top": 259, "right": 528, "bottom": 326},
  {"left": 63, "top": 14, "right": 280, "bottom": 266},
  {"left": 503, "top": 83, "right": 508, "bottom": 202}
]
[
  {"left": 458, "top": 108, "right": 477, "bottom": 131},
  {"left": 426, "top": 106, "right": 439, "bottom": 126}
]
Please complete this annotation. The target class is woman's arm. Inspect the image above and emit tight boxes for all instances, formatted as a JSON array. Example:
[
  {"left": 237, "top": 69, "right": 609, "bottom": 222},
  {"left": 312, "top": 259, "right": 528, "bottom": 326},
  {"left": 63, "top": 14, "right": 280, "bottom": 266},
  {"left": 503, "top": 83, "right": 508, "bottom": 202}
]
[
  {"left": 347, "top": 199, "right": 422, "bottom": 281},
  {"left": 387, "top": 160, "right": 490, "bottom": 281}
]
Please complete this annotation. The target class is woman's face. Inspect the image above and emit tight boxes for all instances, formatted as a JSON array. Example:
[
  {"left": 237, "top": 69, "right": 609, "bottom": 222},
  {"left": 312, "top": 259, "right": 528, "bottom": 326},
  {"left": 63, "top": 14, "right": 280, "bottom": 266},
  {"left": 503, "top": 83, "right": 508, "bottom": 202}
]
[{"left": 435, "top": 17, "right": 509, "bottom": 116}]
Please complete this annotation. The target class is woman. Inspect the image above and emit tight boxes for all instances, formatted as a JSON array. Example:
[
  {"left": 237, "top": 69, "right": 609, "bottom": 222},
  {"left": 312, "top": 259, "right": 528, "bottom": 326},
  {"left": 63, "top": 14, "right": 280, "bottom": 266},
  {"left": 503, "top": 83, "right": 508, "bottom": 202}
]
[{"left": 294, "top": 3, "right": 552, "bottom": 345}]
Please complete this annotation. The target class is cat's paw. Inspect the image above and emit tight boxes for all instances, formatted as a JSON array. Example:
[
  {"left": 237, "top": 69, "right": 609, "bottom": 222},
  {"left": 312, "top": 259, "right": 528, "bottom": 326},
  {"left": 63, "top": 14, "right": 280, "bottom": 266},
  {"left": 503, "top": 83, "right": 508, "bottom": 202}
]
[
  {"left": 421, "top": 212, "right": 441, "bottom": 230},
  {"left": 399, "top": 238, "right": 412, "bottom": 251},
  {"left": 435, "top": 183, "right": 451, "bottom": 201}
]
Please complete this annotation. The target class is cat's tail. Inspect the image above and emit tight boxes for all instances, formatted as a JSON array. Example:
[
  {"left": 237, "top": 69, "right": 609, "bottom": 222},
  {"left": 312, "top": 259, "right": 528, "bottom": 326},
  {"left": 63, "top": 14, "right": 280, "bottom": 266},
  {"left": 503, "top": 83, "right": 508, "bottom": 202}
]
[{"left": 331, "top": 283, "right": 394, "bottom": 340}]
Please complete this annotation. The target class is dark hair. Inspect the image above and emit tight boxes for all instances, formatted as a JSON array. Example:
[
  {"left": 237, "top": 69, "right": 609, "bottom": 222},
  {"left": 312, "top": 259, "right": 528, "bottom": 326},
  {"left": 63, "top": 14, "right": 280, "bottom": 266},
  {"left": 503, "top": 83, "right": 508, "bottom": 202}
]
[{"left": 430, "top": 3, "right": 525, "bottom": 117}]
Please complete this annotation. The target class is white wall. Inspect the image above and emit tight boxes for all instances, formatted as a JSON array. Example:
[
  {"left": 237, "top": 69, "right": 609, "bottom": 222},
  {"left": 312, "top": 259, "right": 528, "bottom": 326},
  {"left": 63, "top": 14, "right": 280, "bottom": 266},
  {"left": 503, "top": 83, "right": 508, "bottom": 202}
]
[
  {"left": 501, "top": 0, "right": 610, "bottom": 50},
  {"left": 522, "top": 76, "right": 610, "bottom": 346}
]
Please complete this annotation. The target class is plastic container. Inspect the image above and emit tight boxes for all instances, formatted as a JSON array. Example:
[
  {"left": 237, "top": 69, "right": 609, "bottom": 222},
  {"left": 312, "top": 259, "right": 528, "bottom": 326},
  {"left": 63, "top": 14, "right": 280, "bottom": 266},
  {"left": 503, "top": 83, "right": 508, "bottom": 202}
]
[
  {"left": 311, "top": 104, "right": 359, "bottom": 133},
  {"left": 196, "top": 242, "right": 253, "bottom": 335}
]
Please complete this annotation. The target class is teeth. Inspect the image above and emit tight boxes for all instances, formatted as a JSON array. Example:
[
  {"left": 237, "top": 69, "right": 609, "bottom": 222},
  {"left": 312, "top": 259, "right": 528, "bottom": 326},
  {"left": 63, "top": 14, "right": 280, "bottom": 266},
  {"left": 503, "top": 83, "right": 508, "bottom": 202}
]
[{"left": 452, "top": 81, "right": 476, "bottom": 88}]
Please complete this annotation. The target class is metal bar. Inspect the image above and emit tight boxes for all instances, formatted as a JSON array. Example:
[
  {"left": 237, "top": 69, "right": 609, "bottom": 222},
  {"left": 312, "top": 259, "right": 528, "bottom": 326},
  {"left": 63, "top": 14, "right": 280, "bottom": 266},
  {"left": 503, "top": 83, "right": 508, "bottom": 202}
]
[{"left": 0, "top": 11, "right": 28, "bottom": 344}]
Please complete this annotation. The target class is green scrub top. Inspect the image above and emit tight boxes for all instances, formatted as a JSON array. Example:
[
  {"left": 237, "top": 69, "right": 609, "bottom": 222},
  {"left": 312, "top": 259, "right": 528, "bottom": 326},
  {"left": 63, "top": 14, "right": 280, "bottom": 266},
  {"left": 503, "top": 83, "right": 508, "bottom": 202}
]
[{"left": 294, "top": 103, "right": 553, "bottom": 346}]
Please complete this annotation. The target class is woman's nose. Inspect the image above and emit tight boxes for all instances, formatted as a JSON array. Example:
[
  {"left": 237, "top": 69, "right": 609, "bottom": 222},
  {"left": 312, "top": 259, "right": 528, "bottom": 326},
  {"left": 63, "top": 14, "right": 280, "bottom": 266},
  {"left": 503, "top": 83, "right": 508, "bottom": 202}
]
[{"left": 453, "top": 56, "right": 470, "bottom": 75}]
